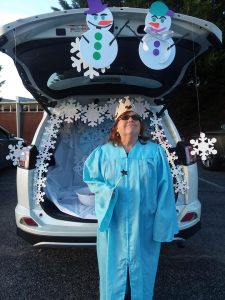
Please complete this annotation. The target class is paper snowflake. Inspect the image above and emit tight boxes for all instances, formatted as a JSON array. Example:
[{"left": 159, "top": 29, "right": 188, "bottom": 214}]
[
  {"left": 167, "top": 151, "right": 178, "bottom": 164},
  {"left": 55, "top": 100, "right": 82, "bottom": 123},
  {"left": 171, "top": 165, "right": 184, "bottom": 178},
  {"left": 35, "top": 191, "right": 46, "bottom": 203},
  {"left": 149, "top": 113, "right": 188, "bottom": 194},
  {"left": 151, "top": 129, "right": 166, "bottom": 141},
  {"left": 104, "top": 98, "right": 118, "bottom": 119},
  {"left": 70, "top": 38, "right": 106, "bottom": 79},
  {"left": 174, "top": 180, "right": 189, "bottom": 194},
  {"left": 190, "top": 132, "right": 217, "bottom": 161},
  {"left": 134, "top": 96, "right": 150, "bottom": 119},
  {"left": 150, "top": 115, "right": 163, "bottom": 127},
  {"left": 33, "top": 115, "right": 62, "bottom": 203},
  {"left": 34, "top": 176, "right": 47, "bottom": 189},
  {"left": 6, "top": 140, "right": 24, "bottom": 166},
  {"left": 81, "top": 103, "right": 106, "bottom": 127}
]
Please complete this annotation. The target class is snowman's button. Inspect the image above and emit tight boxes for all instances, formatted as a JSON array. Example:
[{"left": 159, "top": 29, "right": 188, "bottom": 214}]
[
  {"left": 153, "top": 49, "right": 160, "bottom": 56},
  {"left": 154, "top": 41, "right": 160, "bottom": 47},
  {"left": 93, "top": 52, "right": 101, "bottom": 60},
  {"left": 95, "top": 32, "right": 103, "bottom": 40},
  {"left": 94, "top": 42, "right": 102, "bottom": 50}
]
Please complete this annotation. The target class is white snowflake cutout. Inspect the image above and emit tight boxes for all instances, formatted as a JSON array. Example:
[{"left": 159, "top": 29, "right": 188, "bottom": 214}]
[
  {"left": 166, "top": 151, "right": 178, "bottom": 164},
  {"left": 70, "top": 37, "right": 106, "bottom": 79},
  {"left": 71, "top": 37, "right": 89, "bottom": 72},
  {"left": 171, "top": 165, "right": 184, "bottom": 178},
  {"left": 150, "top": 115, "right": 163, "bottom": 127},
  {"left": 151, "top": 129, "right": 166, "bottom": 141},
  {"left": 84, "top": 66, "right": 100, "bottom": 79},
  {"left": 134, "top": 96, "right": 149, "bottom": 119},
  {"left": 56, "top": 100, "right": 81, "bottom": 123},
  {"left": 81, "top": 103, "right": 106, "bottom": 127},
  {"left": 34, "top": 176, "right": 47, "bottom": 189},
  {"left": 35, "top": 191, "right": 46, "bottom": 203},
  {"left": 190, "top": 132, "right": 217, "bottom": 161},
  {"left": 104, "top": 98, "right": 118, "bottom": 119},
  {"left": 6, "top": 140, "right": 24, "bottom": 166},
  {"left": 174, "top": 180, "right": 189, "bottom": 194}
]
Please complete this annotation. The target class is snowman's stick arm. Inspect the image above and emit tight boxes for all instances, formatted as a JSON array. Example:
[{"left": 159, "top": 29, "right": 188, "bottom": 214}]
[
  {"left": 109, "top": 20, "right": 130, "bottom": 46},
  {"left": 125, "top": 24, "right": 143, "bottom": 43},
  {"left": 81, "top": 35, "right": 90, "bottom": 44},
  {"left": 167, "top": 33, "right": 189, "bottom": 50}
]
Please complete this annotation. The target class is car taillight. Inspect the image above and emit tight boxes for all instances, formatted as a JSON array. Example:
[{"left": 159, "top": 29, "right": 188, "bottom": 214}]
[
  {"left": 20, "top": 217, "right": 38, "bottom": 226},
  {"left": 18, "top": 148, "right": 30, "bottom": 169},
  {"left": 176, "top": 141, "right": 197, "bottom": 166},
  {"left": 181, "top": 212, "right": 197, "bottom": 222},
  {"left": 185, "top": 145, "right": 197, "bottom": 165},
  {"left": 18, "top": 145, "right": 39, "bottom": 170}
]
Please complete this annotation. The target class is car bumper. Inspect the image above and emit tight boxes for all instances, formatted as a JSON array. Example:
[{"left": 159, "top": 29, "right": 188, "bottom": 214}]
[
  {"left": 175, "top": 220, "right": 201, "bottom": 240},
  {"left": 17, "top": 227, "right": 96, "bottom": 248},
  {"left": 17, "top": 221, "right": 201, "bottom": 248}
]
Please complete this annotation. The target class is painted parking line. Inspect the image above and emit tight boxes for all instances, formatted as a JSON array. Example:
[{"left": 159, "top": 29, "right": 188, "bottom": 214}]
[{"left": 199, "top": 177, "right": 225, "bottom": 190}]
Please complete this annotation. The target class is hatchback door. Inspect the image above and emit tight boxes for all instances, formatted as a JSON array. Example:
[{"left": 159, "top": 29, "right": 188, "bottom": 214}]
[{"left": 0, "top": 7, "right": 222, "bottom": 109}]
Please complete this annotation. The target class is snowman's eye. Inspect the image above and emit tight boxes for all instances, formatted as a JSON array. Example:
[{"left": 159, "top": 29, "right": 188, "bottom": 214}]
[
  {"left": 94, "top": 15, "right": 98, "bottom": 20},
  {"left": 161, "top": 19, "right": 165, "bottom": 23},
  {"left": 152, "top": 17, "right": 157, "bottom": 22},
  {"left": 101, "top": 15, "right": 106, "bottom": 20}
]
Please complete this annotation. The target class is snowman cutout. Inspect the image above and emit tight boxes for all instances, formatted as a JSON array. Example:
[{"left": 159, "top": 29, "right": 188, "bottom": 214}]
[
  {"left": 79, "top": 0, "right": 118, "bottom": 69},
  {"left": 139, "top": 1, "right": 176, "bottom": 70}
]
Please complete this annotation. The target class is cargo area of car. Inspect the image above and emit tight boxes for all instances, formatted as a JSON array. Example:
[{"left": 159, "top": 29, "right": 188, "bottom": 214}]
[
  {"left": 42, "top": 119, "right": 113, "bottom": 222},
  {"left": 38, "top": 97, "right": 179, "bottom": 222}
]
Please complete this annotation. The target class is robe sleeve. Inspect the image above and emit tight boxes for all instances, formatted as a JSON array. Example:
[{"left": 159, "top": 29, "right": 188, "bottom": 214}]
[
  {"left": 83, "top": 146, "right": 118, "bottom": 232},
  {"left": 153, "top": 145, "right": 179, "bottom": 242}
]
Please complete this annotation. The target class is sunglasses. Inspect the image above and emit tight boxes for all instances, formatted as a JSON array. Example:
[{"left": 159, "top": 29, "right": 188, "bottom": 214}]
[{"left": 119, "top": 114, "right": 141, "bottom": 121}]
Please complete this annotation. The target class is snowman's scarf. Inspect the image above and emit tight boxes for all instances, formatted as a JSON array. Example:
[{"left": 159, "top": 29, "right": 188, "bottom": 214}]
[{"left": 144, "top": 26, "right": 174, "bottom": 41}]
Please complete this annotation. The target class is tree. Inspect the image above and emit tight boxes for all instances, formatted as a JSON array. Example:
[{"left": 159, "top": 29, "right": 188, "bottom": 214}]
[
  {"left": 51, "top": 0, "right": 84, "bottom": 11},
  {"left": 52, "top": 0, "right": 127, "bottom": 11}
]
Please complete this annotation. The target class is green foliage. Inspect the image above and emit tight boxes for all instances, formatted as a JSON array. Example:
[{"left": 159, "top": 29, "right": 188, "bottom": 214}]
[{"left": 51, "top": 0, "right": 82, "bottom": 11}]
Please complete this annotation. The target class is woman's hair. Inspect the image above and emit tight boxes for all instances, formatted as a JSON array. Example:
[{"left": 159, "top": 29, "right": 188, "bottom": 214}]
[{"left": 108, "top": 111, "right": 150, "bottom": 146}]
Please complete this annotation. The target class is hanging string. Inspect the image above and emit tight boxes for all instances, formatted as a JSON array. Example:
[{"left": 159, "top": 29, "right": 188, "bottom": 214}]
[{"left": 191, "top": 22, "right": 202, "bottom": 134}]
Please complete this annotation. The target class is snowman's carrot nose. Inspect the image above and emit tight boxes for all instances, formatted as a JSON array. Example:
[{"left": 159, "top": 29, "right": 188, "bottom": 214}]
[
  {"left": 98, "top": 20, "right": 112, "bottom": 25},
  {"left": 149, "top": 22, "right": 160, "bottom": 28}
]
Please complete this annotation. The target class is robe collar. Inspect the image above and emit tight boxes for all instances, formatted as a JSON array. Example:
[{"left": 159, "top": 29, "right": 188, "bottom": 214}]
[{"left": 117, "top": 140, "right": 141, "bottom": 158}]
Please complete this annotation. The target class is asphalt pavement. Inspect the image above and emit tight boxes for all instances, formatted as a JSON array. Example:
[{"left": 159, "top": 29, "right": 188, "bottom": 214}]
[{"left": 0, "top": 165, "right": 225, "bottom": 300}]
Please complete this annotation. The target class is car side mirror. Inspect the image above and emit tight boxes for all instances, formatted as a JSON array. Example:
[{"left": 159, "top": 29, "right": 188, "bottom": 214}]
[{"left": 221, "top": 124, "right": 225, "bottom": 130}]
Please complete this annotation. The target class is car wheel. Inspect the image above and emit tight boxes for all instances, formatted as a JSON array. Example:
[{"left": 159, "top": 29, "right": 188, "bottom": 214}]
[{"left": 201, "top": 154, "right": 220, "bottom": 170}]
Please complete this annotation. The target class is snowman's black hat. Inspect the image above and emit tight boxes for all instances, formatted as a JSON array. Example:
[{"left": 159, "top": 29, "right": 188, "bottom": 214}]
[{"left": 85, "top": 0, "right": 108, "bottom": 15}]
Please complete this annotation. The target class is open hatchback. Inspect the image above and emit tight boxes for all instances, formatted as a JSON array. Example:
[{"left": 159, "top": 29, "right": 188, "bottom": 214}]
[{"left": 0, "top": 7, "right": 222, "bottom": 247}]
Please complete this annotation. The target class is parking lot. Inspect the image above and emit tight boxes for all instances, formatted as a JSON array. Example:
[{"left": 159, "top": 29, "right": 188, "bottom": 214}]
[{"left": 0, "top": 165, "right": 225, "bottom": 300}]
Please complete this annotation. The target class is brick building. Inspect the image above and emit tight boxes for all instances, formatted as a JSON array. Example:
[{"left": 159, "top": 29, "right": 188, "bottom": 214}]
[{"left": 0, "top": 97, "right": 44, "bottom": 144}]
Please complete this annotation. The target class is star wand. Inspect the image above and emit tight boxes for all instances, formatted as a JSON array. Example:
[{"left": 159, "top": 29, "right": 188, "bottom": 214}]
[{"left": 114, "top": 169, "right": 128, "bottom": 189}]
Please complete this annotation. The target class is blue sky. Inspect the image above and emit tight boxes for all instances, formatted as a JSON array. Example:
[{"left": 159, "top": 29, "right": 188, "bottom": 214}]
[
  {"left": 0, "top": 0, "right": 66, "bottom": 99},
  {"left": 0, "top": 0, "right": 59, "bottom": 19}
]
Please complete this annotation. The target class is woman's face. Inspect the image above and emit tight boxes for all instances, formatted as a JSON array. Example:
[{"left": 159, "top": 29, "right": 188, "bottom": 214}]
[{"left": 116, "top": 112, "right": 141, "bottom": 139}]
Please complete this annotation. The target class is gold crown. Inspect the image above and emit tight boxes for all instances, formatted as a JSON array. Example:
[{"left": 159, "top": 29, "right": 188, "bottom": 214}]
[{"left": 115, "top": 96, "right": 139, "bottom": 120}]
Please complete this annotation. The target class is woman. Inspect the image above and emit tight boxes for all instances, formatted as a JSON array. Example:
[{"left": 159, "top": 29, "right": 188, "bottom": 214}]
[{"left": 83, "top": 97, "right": 178, "bottom": 300}]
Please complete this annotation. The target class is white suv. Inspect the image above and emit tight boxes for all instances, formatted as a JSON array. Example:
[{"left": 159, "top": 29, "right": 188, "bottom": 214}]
[{"left": 0, "top": 7, "right": 222, "bottom": 247}]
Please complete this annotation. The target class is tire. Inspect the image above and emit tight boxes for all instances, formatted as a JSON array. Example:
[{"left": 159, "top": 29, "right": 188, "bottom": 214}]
[{"left": 200, "top": 154, "right": 220, "bottom": 170}]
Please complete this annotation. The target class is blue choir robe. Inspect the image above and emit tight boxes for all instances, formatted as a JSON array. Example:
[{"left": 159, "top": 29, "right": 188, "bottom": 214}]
[{"left": 83, "top": 140, "right": 179, "bottom": 300}]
